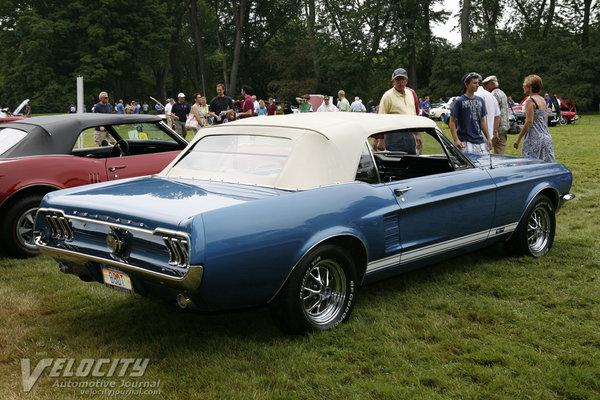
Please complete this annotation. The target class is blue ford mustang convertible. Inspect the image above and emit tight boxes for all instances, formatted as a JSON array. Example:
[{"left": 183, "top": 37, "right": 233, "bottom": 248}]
[{"left": 34, "top": 113, "right": 573, "bottom": 333}]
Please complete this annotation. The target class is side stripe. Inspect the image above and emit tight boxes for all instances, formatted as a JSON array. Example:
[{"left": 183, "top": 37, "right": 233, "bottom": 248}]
[{"left": 366, "top": 222, "right": 518, "bottom": 274}]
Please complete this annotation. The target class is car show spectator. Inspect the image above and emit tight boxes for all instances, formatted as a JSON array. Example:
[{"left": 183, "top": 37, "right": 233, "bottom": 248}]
[
  {"left": 142, "top": 101, "right": 149, "bottom": 114},
  {"left": 378, "top": 67, "right": 422, "bottom": 153},
  {"left": 507, "top": 96, "right": 516, "bottom": 108},
  {"left": 449, "top": 72, "right": 492, "bottom": 154},
  {"left": 171, "top": 93, "right": 190, "bottom": 138},
  {"left": 223, "top": 109, "right": 237, "bottom": 123},
  {"left": 316, "top": 95, "right": 338, "bottom": 112},
  {"left": 68, "top": 103, "right": 76, "bottom": 113},
  {"left": 256, "top": 100, "right": 268, "bottom": 116},
  {"left": 350, "top": 97, "right": 366, "bottom": 112},
  {"left": 296, "top": 95, "right": 313, "bottom": 112},
  {"left": 237, "top": 85, "right": 255, "bottom": 119},
  {"left": 209, "top": 83, "right": 235, "bottom": 124},
  {"left": 482, "top": 75, "right": 510, "bottom": 154},
  {"left": 132, "top": 101, "right": 140, "bottom": 114},
  {"left": 92, "top": 91, "right": 114, "bottom": 145},
  {"left": 199, "top": 96, "right": 209, "bottom": 122},
  {"left": 116, "top": 99, "right": 125, "bottom": 114},
  {"left": 420, "top": 96, "right": 431, "bottom": 117},
  {"left": 337, "top": 90, "right": 350, "bottom": 112},
  {"left": 154, "top": 101, "right": 164, "bottom": 114},
  {"left": 475, "top": 83, "right": 500, "bottom": 149},
  {"left": 189, "top": 93, "right": 206, "bottom": 134},
  {"left": 366, "top": 98, "right": 375, "bottom": 113},
  {"left": 513, "top": 75, "right": 556, "bottom": 162},
  {"left": 252, "top": 95, "right": 260, "bottom": 115},
  {"left": 267, "top": 97, "right": 277, "bottom": 115},
  {"left": 544, "top": 93, "right": 553, "bottom": 111},
  {"left": 165, "top": 98, "right": 174, "bottom": 128}
]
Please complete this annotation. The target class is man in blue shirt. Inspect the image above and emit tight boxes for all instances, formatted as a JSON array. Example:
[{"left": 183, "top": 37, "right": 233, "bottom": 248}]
[
  {"left": 171, "top": 93, "right": 190, "bottom": 138},
  {"left": 449, "top": 73, "right": 492, "bottom": 154},
  {"left": 116, "top": 99, "right": 125, "bottom": 114},
  {"left": 92, "top": 91, "right": 114, "bottom": 145}
]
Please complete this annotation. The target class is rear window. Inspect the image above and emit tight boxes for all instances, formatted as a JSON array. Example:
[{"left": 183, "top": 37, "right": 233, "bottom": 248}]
[
  {"left": 0, "top": 128, "right": 27, "bottom": 156},
  {"left": 174, "top": 135, "right": 292, "bottom": 177}
]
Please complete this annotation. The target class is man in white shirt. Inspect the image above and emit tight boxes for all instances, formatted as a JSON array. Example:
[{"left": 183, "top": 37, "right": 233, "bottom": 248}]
[
  {"left": 350, "top": 97, "right": 366, "bottom": 112},
  {"left": 316, "top": 95, "right": 339, "bottom": 112},
  {"left": 165, "top": 98, "right": 175, "bottom": 129},
  {"left": 475, "top": 84, "right": 500, "bottom": 146}
]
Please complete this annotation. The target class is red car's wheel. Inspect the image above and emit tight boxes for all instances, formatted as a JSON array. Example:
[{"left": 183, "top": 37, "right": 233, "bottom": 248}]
[{"left": 1, "top": 194, "right": 44, "bottom": 258}]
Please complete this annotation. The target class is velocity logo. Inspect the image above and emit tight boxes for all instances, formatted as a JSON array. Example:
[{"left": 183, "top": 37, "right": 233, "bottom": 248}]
[{"left": 21, "top": 358, "right": 149, "bottom": 392}]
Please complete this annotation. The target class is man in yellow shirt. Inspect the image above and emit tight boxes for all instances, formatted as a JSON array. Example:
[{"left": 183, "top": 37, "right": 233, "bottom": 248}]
[{"left": 378, "top": 68, "right": 422, "bottom": 153}]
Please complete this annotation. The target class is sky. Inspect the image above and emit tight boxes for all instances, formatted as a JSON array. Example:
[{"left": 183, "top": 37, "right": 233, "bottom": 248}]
[{"left": 431, "top": 0, "right": 462, "bottom": 46}]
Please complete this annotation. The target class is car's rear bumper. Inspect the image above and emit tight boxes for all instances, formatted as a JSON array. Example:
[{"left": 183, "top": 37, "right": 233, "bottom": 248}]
[{"left": 36, "top": 239, "right": 204, "bottom": 292}]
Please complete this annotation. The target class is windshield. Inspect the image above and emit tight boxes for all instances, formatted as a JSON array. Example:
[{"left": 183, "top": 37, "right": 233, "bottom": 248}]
[
  {"left": 0, "top": 128, "right": 28, "bottom": 156},
  {"left": 169, "top": 134, "right": 293, "bottom": 184}
]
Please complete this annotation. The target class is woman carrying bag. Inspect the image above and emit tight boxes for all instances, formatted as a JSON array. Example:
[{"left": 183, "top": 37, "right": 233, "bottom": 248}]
[{"left": 186, "top": 93, "right": 207, "bottom": 135}]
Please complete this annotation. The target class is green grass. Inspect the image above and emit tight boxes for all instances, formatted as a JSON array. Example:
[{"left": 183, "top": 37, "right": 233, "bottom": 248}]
[{"left": 1, "top": 115, "right": 599, "bottom": 399}]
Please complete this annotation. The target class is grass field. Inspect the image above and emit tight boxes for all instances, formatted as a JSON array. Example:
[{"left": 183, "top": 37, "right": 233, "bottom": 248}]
[{"left": 1, "top": 115, "right": 599, "bottom": 399}]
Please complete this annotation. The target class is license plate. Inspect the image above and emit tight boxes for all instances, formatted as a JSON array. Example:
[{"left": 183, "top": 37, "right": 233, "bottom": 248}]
[{"left": 101, "top": 266, "right": 133, "bottom": 294}]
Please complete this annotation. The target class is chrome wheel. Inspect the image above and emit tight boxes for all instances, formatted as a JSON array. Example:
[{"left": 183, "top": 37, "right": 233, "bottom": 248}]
[
  {"left": 301, "top": 259, "right": 347, "bottom": 325},
  {"left": 527, "top": 205, "right": 551, "bottom": 254},
  {"left": 16, "top": 205, "right": 38, "bottom": 252}
]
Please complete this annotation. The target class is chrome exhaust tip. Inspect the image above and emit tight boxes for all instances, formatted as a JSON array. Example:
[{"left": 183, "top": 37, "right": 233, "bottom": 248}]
[{"left": 176, "top": 293, "right": 195, "bottom": 309}]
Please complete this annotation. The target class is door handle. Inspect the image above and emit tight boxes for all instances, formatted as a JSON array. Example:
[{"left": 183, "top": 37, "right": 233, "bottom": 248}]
[
  {"left": 394, "top": 187, "right": 412, "bottom": 196},
  {"left": 109, "top": 165, "right": 127, "bottom": 172}
]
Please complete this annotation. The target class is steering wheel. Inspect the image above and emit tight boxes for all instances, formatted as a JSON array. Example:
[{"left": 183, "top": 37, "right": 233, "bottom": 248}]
[{"left": 111, "top": 140, "right": 130, "bottom": 157}]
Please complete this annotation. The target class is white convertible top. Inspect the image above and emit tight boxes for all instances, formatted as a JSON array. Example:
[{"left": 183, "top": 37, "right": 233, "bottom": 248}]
[{"left": 161, "top": 113, "right": 437, "bottom": 190}]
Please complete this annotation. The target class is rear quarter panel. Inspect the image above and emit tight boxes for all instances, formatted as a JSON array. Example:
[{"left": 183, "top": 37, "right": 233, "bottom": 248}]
[{"left": 191, "top": 183, "right": 398, "bottom": 310}]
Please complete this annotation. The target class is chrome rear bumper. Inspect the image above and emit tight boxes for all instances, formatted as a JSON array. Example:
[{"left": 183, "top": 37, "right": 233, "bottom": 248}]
[{"left": 36, "top": 239, "right": 203, "bottom": 292}]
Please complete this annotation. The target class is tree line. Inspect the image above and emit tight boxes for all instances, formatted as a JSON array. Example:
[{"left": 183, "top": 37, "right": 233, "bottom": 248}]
[{"left": 0, "top": 0, "right": 598, "bottom": 113}]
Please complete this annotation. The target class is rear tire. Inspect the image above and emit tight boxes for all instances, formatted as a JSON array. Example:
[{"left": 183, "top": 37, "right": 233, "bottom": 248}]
[
  {"left": 505, "top": 194, "right": 555, "bottom": 258},
  {"left": 270, "top": 244, "right": 357, "bottom": 334},
  {"left": 0, "top": 194, "right": 44, "bottom": 258}
]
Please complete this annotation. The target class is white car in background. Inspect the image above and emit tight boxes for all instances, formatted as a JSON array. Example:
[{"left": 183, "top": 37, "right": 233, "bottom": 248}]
[{"left": 429, "top": 103, "right": 451, "bottom": 120}]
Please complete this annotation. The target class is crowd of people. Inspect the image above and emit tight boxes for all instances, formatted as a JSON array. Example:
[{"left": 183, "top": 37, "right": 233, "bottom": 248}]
[{"left": 81, "top": 68, "right": 555, "bottom": 162}]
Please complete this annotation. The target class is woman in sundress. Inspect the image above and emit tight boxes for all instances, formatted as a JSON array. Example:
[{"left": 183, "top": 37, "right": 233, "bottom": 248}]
[{"left": 513, "top": 74, "right": 556, "bottom": 162}]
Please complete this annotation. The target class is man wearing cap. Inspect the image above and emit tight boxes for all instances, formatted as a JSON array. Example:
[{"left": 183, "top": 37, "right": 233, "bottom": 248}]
[
  {"left": 171, "top": 92, "right": 190, "bottom": 138},
  {"left": 482, "top": 75, "right": 510, "bottom": 154},
  {"left": 378, "top": 68, "right": 422, "bottom": 154},
  {"left": 316, "top": 95, "right": 338, "bottom": 112},
  {"left": 449, "top": 72, "right": 492, "bottom": 154}
]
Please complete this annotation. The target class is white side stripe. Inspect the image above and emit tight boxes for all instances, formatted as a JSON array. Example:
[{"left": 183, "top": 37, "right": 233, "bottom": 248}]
[{"left": 366, "top": 223, "right": 518, "bottom": 274}]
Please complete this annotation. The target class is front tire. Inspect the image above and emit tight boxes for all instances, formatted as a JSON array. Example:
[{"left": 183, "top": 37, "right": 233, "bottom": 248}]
[
  {"left": 0, "top": 194, "right": 44, "bottom": 258},
  {"left": 505, "top": 194, "right": 556, "bottom": 257},
  {"left": 559, "top": 114, "right": 568, "bottom": 126},
  {"left": 270, "top": 244, "right": 357, "bottom": 334}
]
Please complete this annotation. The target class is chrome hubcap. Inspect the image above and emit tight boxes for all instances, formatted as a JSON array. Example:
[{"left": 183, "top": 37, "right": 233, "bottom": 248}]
[
  {"left": 301, "top": 259, "right": 347, "bottom": 325},
  {"left": 16, "top": 206, "right": 38, "bottom": 251},
  {"left": 527, "top": 206, "right": 551, "bottom": 253}
]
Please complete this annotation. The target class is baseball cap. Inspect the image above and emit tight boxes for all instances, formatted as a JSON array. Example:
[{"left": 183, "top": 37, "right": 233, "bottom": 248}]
[
  {"left": 482, "top": 75, "right": 498, "bottom": 85},
  {"left": 392, "top": 68, "right": 408, "bottom": 79},
  {"left": 178, "top": 92, "right": 185, "bottom": 98}
]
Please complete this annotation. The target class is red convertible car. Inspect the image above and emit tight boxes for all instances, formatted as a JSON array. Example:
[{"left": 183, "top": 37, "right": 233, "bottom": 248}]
[{"left": 0, "top": 114, "right": 188, "bottom": 258}]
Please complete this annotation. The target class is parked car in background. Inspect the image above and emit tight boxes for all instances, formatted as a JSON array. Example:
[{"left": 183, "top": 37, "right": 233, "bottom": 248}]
[
  {"left": 429, "top": 102, "right": 452, "bottom": 120},
  {"left": 0, "top": 108, "right": 28, "bottom": 124},
  {"left": 511, "top": 95, "right": 578, "bottom": 126},
  {"left": 0, "top": 114, "right": 187, "bottom": 258},
  {"left": 35, "top": 113, "right": 573, "bottom": 334}
]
